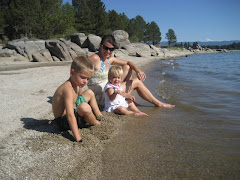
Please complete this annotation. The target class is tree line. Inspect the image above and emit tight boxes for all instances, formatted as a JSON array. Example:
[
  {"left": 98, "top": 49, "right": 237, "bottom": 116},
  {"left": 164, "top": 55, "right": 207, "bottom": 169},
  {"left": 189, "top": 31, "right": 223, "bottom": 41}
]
[
  {"left": 174, "top": 41, "right": 240, "bottom": 50},
  {"left": 0, "top": 0, "right": 177, "bottom": 46}
]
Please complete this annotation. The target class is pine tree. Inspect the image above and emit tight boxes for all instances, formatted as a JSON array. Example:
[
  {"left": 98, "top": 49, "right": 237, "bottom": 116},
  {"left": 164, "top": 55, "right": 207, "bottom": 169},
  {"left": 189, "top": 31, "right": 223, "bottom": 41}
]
[
  {"left": 108, "top": 10, "right": 122, "bottom": 31},
  {"left": 73, "top": 0, "right": 108, "bottom": 36},
  {"left": 165, "top": 29, "right": 177, "bottom": 46},
  {"left": 144, "top": 21, "right": 161, "bottom": 45},
  {"left": 127, "top": 15, "right": 146, "bottom": 42},
  {"left": 4, "top": 0, "right": 41, "bottom": 39}
]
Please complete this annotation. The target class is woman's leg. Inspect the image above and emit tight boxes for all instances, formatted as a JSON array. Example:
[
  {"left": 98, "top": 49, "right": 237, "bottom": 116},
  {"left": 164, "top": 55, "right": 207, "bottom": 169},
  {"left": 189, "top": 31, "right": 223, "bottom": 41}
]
[
  {"left": 122, "top": 64, "right": 132, "bottom": 82},
  {"left": 122, "top": 78, "right": 175, "bottom": 108}
]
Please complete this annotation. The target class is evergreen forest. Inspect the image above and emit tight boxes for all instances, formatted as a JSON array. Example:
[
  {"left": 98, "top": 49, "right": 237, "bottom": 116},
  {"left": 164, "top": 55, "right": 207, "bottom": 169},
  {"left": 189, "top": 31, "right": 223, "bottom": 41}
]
[{"left": 0, "top": 0, "right": 162, "bottom": 45}]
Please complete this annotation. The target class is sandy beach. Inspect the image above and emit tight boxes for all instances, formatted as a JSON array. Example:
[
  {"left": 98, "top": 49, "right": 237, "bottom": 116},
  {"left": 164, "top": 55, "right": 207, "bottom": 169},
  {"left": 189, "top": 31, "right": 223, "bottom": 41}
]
[
  {"left": 0, "top": 50, "right": 224, "bottom": 179},
  {"left": 0, "top": 53, "right": 163, "bottom": 179}
]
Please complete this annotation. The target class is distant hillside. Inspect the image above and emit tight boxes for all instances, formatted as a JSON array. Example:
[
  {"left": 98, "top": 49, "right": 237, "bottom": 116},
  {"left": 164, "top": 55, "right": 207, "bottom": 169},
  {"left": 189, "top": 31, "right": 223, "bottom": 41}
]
[{"left": 160, "top": 40, "right": 240, "bottom": 46}]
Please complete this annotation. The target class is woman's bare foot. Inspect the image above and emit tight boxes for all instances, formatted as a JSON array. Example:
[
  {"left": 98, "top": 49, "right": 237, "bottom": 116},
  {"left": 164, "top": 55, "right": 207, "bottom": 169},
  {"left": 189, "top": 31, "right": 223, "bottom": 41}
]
[{"left": 156, "top": 102, "right": 175, "bottom": 108}]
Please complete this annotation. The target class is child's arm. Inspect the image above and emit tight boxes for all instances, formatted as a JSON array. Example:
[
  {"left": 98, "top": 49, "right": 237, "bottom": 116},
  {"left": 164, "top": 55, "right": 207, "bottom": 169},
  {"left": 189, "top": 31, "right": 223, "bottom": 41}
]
[
  {"left": 123, "top": 93, "right": 135, "bottom": 102},
  {"left": 64, "top": 88, "right": 82, "bottom": 142},
  {"left": 106, "top": 88, "right": 119, "bottom": 101}
]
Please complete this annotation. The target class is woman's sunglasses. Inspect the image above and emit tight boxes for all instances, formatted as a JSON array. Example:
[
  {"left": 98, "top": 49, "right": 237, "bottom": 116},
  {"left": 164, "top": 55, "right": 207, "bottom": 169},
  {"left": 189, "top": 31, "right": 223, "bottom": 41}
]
[{"left": 102, "top": 44, "right": 115, "bottom": 52}]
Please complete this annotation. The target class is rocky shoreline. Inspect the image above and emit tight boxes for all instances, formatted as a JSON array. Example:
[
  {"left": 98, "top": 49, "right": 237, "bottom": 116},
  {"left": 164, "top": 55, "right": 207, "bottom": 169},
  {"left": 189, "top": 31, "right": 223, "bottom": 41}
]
[{"left": 0, "top": 30, "right": 227, "bottom": 70}]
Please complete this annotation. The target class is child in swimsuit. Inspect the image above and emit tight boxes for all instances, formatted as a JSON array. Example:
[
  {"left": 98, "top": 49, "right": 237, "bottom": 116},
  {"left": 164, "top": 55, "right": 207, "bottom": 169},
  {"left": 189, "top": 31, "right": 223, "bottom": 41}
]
[
  {"left": 104, "top": 65, "right": 148, "bottom": 116},
  {"left": 52, "top": 56, "right": 102, "bottom": 142}
]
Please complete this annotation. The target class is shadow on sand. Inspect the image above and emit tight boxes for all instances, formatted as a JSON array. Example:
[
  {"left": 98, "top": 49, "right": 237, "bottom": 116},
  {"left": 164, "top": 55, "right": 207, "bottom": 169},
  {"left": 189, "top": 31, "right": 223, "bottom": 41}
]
[{"left": 20, "top": 117, "right": 76, "bottom": 142}]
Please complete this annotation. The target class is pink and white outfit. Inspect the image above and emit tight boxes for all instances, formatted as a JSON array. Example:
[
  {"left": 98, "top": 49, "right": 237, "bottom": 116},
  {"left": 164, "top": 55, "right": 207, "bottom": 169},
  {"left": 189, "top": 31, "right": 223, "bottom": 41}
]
[{"left": 103, "top": 82, "right": 128, "bottom": 112}]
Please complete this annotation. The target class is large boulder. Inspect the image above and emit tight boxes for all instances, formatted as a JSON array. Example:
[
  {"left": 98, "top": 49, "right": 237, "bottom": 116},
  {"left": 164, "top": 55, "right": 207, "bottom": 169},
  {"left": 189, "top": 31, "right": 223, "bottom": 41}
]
[
  {"left": 112, "top": 30, "right": 131, "bottom": 48},
  {"left": 0, "top": 48, "right": 17, "bottom": 57},
  {"left": 32, "top": 49, "right": 54, "bottom": 62},
  {"left": 70, "top": 33, "right": 88, "bottom": 48},
  {"left": 122, "top": 43, "right": 151, "bottom": 57},
  {"left": 87, "top": 34, "right": 101, "bottom": 52},
  {"left": 6, "top": 38, "right": 45, "bottom": 61},
  {"left": 59, "top": 38, "right": 86, "bottom": 59},
  {"left": 113, "top": 49, "right": 129, "bottom": 57},
  {"left": 149, "top": 45, "right": 165, "bottom": 57},
  {"left": 45, "top": 40, "right": 72, "bottom": 61}
]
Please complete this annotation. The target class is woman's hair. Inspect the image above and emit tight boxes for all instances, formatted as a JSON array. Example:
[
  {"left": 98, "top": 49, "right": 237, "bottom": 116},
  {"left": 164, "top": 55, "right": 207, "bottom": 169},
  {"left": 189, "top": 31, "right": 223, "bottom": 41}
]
[
  {"left": 108, "top": 65, "right": 123, "bottom": 81},
  {"left": 101, "top": 35, "right": 118, "bottom": 49},
  {"left": 71, "top": 56, "right": 94, "bottom": 73}
]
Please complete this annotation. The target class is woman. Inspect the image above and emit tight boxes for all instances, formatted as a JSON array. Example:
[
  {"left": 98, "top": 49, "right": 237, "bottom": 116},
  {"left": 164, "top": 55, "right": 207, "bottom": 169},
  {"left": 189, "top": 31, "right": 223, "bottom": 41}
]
[{"left": 88, "top": 35, "right": 174, "bottom": 108}]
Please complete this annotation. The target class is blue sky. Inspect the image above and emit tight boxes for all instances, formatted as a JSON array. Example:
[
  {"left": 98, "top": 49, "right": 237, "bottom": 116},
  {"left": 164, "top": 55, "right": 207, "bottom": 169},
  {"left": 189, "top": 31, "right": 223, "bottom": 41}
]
[{"left": 63, "top": 0, "right": 240, "bottom": 42}]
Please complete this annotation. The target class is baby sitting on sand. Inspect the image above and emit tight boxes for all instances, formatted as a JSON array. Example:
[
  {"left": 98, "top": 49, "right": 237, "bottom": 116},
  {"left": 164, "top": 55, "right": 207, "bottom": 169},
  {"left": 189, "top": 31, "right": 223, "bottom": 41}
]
[{"left": 103, "top": 65, "right": 148, "bottom": 116}]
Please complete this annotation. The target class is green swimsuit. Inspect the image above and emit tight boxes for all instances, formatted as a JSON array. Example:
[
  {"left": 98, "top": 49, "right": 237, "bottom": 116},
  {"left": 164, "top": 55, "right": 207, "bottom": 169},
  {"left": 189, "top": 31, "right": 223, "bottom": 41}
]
[
  {"left": 75, "top": 95, "right": 87, "bottom": 106},
  {"left": 54, "top": 95, "right": 87, "bottom": 131}
]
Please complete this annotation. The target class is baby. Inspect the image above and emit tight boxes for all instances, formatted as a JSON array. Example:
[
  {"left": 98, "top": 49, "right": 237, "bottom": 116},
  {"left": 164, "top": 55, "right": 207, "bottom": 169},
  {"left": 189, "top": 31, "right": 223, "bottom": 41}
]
[{"left": 104, "top": 65, "right": 148, "bottom": 116}]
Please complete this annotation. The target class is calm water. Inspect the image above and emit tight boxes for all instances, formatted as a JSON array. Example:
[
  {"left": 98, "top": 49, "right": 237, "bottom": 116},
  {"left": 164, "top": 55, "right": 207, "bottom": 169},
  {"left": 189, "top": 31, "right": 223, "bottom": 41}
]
[
  {"left": 139, "top": 51, "right": 240, "bottom": 178},
  {"left": 101, "top": 51, "right": 240, "bottom": 179}
]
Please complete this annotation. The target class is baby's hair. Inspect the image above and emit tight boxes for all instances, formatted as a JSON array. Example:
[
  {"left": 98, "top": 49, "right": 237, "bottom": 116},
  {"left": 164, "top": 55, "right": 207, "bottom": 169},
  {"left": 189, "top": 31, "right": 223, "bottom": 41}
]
[
  {"left": 108, "top": 65, "right": 123, "bottom": 81},
  {"left": 71, "top": 56, "right": 94, "bottom": 73}
]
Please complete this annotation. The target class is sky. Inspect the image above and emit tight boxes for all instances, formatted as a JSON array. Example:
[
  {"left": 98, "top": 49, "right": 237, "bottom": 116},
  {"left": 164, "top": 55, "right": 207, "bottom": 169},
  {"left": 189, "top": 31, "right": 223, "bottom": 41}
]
[{"left": 62, "top": 0, "right": 240, "bottom": 42}]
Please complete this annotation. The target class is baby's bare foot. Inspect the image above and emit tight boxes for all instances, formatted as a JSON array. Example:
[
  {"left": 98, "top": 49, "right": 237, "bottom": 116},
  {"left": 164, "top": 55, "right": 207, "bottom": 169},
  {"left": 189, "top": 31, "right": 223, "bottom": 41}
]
[{"left": 134, "top": 112, "right": 148, "bottom": 116}]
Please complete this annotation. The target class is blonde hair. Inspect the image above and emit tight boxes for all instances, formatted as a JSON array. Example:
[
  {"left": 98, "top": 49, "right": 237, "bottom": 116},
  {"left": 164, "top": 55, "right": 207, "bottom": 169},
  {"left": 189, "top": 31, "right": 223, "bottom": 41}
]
[
  {"left": 71, "top": 56, "right": 94, "bottom": 73},
  {"left": 108, "top": 65, "right": 123, "bottom": 81}
]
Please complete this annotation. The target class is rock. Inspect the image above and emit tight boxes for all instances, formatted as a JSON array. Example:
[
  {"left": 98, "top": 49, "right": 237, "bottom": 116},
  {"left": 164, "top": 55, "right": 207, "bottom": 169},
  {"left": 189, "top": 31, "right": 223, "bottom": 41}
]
[
  {"left": 113, "top": 49, "right": 129, "bottom": 57},
  {"left": 59, "top": 38, "right": 86, "bottom": 58},
  {"left": 32, "top": 49, "right": 53, "bottom": 62},
  {"left": 149, "top": 45, "right": 165, "bottom": 57},
  {"left": 45, "top": 40, "right": 72, "bottom": 61},
  {"left": 13, "top": 54, "right": 29, "bottom": 61},
  {"left": 196, "top": 44, "right": 203, "bottom": 51},
  {"left": 6, "top": 38, "right": 45, "bottom": 61},
  {"left": 52, "top": 56, "right": 61, "bottom": 61},
  {"left": 122, "top": 43, "right": 151, "bottom": 57},
  {"left": 0, "top": 48, "right": 17, "bottom": 57},
  {"left": 87, "top": 34, "right": 101, "bottom": 52},
  {"left": 112, "top": 30, "right": 131, "bottom": 48},
  {"left": 70, "top": 33, "right": 88, "bottom": 48}
]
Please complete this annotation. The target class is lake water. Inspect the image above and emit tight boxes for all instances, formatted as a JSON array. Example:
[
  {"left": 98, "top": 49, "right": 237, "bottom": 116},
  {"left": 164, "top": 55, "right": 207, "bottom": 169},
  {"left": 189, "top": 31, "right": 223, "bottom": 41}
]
[
  {"left": 142, "top": 51, "right": 240, "bottom": 178},
  {"left": 101, "top": 51, "right": 240, "bottom": 179}
]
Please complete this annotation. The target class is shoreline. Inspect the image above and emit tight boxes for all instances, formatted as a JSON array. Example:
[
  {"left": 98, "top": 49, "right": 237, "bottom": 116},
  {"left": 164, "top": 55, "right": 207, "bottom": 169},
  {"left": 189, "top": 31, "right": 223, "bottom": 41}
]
[{"left": 0, "top": 49, "right": 226, "bottom": 179}]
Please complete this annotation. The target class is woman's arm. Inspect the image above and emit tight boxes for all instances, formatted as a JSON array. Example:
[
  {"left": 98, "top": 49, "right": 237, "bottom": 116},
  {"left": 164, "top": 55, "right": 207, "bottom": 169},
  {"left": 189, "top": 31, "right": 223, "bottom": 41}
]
[{"left": 110, "top": 57, "right": 146, "bottom": 81}]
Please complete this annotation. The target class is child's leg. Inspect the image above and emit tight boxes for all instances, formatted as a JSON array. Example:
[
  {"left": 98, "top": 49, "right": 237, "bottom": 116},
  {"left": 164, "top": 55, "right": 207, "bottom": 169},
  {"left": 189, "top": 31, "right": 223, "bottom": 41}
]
[
  {"left": 128, "top": 101, "right": 148, "bottom": 116},
  {"left": 82, "top": 89, "right": 103, "bottom": 117},
  {"left": 127, "top": 101, "right": 141, "bottom": 113},
  {"left": 76, "top": 103, "right": 100, "bottom": 125},
  {"left": 113, "top": 106, "right": 134, "bottom": 115}
]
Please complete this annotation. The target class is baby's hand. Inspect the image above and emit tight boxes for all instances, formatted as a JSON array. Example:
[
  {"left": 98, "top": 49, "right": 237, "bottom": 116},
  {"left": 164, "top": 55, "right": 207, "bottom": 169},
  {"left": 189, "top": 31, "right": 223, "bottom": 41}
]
[
  {"left": 125, "top": 95, "right": 135, "bottom": 102},
  {"left": 115, "top": 90, "right": 125, "bottom": 96}
]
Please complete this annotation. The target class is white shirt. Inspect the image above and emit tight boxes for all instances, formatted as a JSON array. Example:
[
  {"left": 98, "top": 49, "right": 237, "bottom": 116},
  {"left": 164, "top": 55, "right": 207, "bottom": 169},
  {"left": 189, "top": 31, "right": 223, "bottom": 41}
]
[{"left": 103, "top": 82, "right": 128, "bottom": 112}]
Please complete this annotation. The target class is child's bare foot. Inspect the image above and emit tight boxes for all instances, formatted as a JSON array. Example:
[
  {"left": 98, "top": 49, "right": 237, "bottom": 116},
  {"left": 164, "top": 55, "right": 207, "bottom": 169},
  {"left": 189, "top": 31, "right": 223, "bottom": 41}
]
[{"left": 134, "top": 112, "right": 148, "bottom": 116}]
